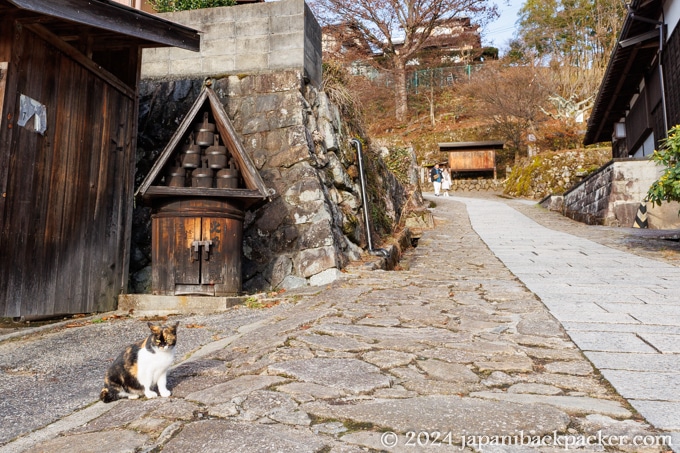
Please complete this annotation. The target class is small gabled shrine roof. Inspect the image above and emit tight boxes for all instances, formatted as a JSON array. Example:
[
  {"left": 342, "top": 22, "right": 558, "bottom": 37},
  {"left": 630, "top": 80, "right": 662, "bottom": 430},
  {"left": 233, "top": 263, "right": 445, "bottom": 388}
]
[{"left": 137, "top": 84, "right": 271, "bottom": 208}]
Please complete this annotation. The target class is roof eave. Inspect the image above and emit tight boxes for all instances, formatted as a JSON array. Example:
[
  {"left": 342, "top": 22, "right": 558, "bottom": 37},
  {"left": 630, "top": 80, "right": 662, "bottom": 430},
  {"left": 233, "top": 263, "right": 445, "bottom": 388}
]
[
  {"left": 438, "top": 140, "right": 504, "bottom": 151},
  {"left": 7, "top": 0, "right": 201, "bottom": 51},
  {"left": 583, "top": 0, "right": 662, "bottom": 145}
]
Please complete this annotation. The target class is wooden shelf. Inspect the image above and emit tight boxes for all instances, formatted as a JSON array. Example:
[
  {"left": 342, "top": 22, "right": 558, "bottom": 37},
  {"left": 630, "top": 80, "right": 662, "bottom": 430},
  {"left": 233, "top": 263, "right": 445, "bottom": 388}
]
[{"left": 143, "top": 185, "right": 266, "bottom": 199}]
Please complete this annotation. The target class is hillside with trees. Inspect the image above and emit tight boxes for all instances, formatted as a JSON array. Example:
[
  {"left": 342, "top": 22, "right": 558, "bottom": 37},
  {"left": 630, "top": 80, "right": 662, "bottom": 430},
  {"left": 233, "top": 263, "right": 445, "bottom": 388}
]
[
  {"left": 314, "top": 0, "right": 627, "bottom": 193},
  {"left": 147, "top": 0, "right": 627, "bottom": 197},
  {"left": 310, "top": 0, "right": 498, "bottom": 122}
]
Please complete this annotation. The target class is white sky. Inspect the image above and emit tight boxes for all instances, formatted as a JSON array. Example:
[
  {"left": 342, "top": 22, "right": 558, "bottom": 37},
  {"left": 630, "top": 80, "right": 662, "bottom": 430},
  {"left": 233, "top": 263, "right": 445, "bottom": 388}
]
[{"left": 481, "top": 0, "right": 524, "bottom": 53}]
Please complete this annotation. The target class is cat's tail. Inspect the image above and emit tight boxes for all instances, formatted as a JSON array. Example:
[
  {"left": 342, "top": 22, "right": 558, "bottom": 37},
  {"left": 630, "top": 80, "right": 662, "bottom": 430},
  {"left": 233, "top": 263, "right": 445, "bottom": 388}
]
[{"left": 100, "top": 385, "right": 119, "bottom": 403}]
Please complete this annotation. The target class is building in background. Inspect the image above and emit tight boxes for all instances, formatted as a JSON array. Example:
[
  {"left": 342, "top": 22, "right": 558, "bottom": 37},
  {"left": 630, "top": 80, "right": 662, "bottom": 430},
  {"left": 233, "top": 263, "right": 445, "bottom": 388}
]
[
  {"left": 112, "top": 0, "right": 155, "bottom": 13},
  {"left": 584, "top": 0, "right": 680, "bottom": 158}
]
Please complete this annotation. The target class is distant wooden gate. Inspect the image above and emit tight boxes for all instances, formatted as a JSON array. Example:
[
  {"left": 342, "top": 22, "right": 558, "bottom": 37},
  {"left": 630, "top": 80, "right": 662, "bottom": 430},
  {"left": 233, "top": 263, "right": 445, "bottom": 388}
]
[
  {"left": 438, "top": 141, "right": 504, "bottom": 179},
  {"left": 448, "top": 150, "right": 496, "bottom": 173},
  {"left": 0, "top": 26, "right": 134, "bottom": 316}
]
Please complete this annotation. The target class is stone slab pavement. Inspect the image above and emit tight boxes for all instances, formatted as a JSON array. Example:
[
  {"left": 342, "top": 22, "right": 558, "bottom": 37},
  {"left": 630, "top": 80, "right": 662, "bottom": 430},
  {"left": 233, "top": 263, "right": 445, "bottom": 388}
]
[
  {"left": 450, "top": 192, "right": 680, "bottom": 450},
  {"left": 1, "top": 192, "right": 679, "bottom": 452},
  {"left": 453, "top": 194, "right": 680, "bottom": 432}
]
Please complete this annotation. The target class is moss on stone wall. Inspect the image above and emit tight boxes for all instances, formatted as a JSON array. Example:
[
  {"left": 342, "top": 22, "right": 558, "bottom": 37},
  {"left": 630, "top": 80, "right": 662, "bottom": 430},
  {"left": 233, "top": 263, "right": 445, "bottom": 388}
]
[
  {"left": 362, "top": 146, "right": 404, "bottom": 238},
  {"left": 382, "top": 146, "right": 413, "bottom": 186},
  {"left": 504, "top": 148, "right": 611, "bottom": 199}
]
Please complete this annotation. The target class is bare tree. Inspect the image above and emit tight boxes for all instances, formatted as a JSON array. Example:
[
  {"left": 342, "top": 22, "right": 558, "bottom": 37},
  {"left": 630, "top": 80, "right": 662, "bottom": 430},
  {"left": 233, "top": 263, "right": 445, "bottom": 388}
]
[
  {"left": 310, "top": 0, "right": 497, "bottom": 123},
  {"left": 515, "top": 0, "right": 625, "bottom": 103},
  {"left": 460, "top": 63, "right": 551, "bottom": 163}
]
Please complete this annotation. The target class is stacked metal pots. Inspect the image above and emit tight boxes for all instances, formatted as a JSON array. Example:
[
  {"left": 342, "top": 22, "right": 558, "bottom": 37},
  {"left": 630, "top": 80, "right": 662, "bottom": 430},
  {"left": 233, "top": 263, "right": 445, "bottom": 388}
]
[{"left": 166, "top": 111, "right": 240, "bottom": 188}]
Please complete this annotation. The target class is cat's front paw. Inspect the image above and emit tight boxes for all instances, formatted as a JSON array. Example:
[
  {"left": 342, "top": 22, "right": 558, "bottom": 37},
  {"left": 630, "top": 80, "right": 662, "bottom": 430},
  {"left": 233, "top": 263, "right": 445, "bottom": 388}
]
[
  {"left": 159, "top": 389, "right": 171, "bottom": 398},
  {"left": 144, "top": 390, "right": 158, "bottom": 399}
]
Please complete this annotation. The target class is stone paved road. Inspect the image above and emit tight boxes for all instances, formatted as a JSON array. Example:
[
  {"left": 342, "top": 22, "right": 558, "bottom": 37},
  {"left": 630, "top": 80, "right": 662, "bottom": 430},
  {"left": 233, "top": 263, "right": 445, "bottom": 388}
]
[
  {"left": 1, "top": 193, "right": 678, "bottom": 452},
  {"left": 451, "top": 194, "right": 680, "bottom": 445}
]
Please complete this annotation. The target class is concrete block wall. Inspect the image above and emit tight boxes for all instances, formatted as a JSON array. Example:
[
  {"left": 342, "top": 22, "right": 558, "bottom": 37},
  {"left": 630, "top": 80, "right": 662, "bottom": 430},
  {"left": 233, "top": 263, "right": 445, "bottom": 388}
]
[
  {"left": 141, "top": 0, "right": 322, "bottom": 87},
  {"left": 302, "top": 2, "right": 322, "bottom": 87}
]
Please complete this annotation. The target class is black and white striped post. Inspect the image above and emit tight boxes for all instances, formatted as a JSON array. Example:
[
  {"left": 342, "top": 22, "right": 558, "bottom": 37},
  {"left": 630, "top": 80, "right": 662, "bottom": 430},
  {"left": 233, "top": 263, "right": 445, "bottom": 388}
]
[{"left": 633, "top": 200, "right": 649, "bottom": 229}]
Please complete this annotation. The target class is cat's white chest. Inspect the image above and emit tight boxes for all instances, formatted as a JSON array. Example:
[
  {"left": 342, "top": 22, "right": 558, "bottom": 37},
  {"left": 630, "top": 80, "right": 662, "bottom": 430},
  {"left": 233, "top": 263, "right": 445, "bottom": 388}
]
[{"left": 137, "top": 346, "right": 174, "bottom": 381}]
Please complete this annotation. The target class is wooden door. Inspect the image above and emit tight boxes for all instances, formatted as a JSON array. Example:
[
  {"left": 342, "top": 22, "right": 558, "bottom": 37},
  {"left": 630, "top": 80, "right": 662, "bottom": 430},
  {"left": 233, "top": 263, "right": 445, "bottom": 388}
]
[
  {"left": 203, "top": 217, "right": 242, "bottom": 296},
  {"left": 176, "top": 217, "right": 202, "bottom": 287},
  {"left": 152, "top": 216, "right": 205, "bottom": 294},
  {"left": 152, "top": 215, "right": 242, "bottom": 296}
]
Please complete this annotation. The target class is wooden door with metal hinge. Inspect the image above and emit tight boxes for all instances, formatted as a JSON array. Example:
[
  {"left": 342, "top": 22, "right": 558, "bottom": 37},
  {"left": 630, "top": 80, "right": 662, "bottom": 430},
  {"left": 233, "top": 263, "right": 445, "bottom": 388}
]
[{"left": 152, "top": 215, "right": 241, "bottom": 296}]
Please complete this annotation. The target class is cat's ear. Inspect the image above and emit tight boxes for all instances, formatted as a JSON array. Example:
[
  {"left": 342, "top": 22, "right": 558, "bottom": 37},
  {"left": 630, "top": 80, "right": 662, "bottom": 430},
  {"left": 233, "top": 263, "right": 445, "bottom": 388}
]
[{"left": 148, "top": 322, "right": 161, "bottom": 334}]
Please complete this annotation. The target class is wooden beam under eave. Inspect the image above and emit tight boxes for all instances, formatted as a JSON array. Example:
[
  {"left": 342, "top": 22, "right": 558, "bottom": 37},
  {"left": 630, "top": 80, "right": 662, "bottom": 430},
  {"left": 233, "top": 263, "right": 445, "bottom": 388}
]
[
  {"left": 7, "top": 0, "right": 200, "bottom": 51},
  {"left": 144, "top": 186, "right": 266, "bottom": 199},
  {"left": 23, "top": 23, "right": 135, "bottom": 99},
  {"left": 589, "top": 46, "right": 641, "bottom": 144}
]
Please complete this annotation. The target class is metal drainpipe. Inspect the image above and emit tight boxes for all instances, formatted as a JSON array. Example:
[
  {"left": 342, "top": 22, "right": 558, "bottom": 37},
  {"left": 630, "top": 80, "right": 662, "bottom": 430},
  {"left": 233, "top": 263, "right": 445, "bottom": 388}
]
[
  {"left": 351, "top": 139, "right": 389, "bottom": 257},
  {"left": 658, "top": 16, "right": 669, "bottom": 137}
]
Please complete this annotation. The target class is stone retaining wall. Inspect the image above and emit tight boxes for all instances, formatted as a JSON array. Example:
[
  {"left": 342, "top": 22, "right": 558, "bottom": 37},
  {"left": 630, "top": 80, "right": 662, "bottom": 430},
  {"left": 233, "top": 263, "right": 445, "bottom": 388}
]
[
  {"left": 449, "top": 178, "right": 504, "bottom": 192},
  {"left": 557, "top": 159, "right": 680, "bottom": 228},
  {"left": 561, "top": 161, "right": 615, "bottom": 225}
]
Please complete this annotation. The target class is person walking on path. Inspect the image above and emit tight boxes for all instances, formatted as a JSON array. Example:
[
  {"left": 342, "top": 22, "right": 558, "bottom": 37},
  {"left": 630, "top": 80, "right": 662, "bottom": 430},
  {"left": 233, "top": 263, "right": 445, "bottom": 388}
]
[
  {"left": 441, "top": 165, "right": 452, "bottom": 196},
  {"left": 430, "top": 163, "right": 443, "bottom": 196}
]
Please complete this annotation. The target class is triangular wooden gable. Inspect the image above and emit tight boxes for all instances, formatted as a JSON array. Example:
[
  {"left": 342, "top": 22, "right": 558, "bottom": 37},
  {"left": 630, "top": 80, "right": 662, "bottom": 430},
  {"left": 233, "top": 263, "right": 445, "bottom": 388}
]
[{"left": 136, "top": 84, "right": 270, "bottom": 208}]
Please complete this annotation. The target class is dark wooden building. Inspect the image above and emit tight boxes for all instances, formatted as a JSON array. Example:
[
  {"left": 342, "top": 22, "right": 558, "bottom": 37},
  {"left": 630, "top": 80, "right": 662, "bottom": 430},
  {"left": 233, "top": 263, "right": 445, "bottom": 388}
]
[
  {"left": 584, "top": 0, "right": 679, "bottom": 158},
  {"left": 0, "top": 0, "right": 200, "bottom": 317}
]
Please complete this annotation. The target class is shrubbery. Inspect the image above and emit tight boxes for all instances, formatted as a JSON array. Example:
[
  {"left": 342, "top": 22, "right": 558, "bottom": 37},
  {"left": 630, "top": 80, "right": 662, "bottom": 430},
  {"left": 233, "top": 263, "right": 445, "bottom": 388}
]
[
  {"left": 504, "top": 148, "right": 610, "bottom": 199},
  {"left": 148, "top": 0, "right": 235, "bottom": 12},
  {"left": 648, "top": 125, "right": 680, "bottom": 212}
]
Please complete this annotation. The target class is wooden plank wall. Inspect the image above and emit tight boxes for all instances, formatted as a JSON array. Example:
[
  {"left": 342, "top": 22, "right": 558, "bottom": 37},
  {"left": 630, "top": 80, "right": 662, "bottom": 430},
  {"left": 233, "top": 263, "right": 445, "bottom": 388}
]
[
  {"left": 0, "top": 23, "right": 135, "bottom": 317},
  {"left": 448, "top": 150, "right": 496, "bottom": 172},
  {"left": 0, "top": 20, "right": 13, "bottom": 263}
]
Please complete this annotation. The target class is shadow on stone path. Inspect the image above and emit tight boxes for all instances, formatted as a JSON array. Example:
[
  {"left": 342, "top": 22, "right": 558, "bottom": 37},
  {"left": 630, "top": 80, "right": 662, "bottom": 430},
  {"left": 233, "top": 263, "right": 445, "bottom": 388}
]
[{"left": 2, "top": 194, "right": 675, "bottom": 452}]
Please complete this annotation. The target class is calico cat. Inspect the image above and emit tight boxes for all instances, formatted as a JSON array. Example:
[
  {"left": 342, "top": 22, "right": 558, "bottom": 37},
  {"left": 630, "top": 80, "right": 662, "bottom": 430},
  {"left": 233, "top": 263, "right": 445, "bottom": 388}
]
[{"left": 100, "top": 321, "right": 179, "bottom": 403}]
